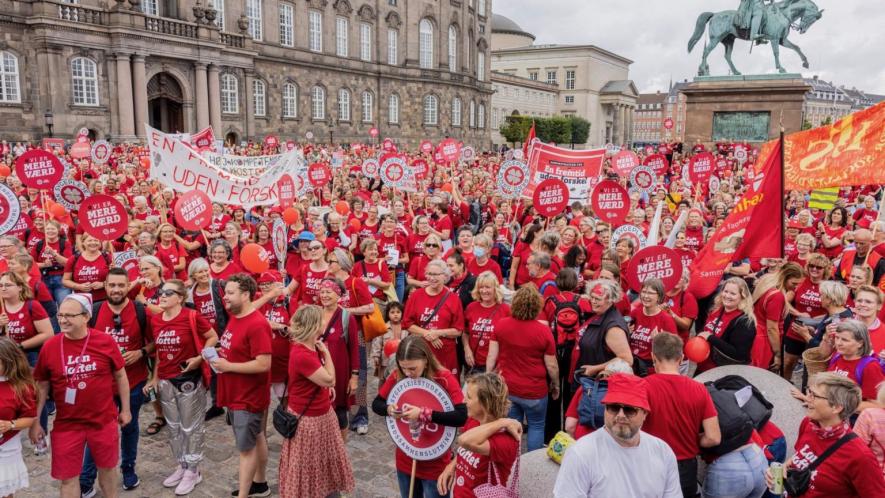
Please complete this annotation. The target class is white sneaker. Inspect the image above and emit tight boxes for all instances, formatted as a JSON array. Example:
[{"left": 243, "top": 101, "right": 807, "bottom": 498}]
[
  {"left": 34, "top": 436, "right": 48, "bottom": 456},
  {"left": 175, "top": 469, "right": 202, "bottom": 495},
  {"left": 81, "top": 488, "right": 97, "bottom": 498},
  {"left": 163, "top": 466, "right": 187, "bottom": 488},
  {"left": 356, "top": 424, "right": 369, "bottom": 435}
]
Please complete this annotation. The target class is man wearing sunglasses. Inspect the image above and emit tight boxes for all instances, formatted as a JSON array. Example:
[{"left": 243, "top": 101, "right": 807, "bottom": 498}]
[{"left": 554, "top": 373, "right": 681, "bottom": 498}]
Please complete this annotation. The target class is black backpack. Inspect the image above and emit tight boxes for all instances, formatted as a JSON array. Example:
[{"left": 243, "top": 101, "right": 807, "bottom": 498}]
[
  {"left": 704, "top": 375, "right": 774, "bottom": 456},
  {"left": 36, "top": 237, "right": 68, "bottom": 273},
  {"left": 547, "top": 294, "right": 582, "bottom": 347}
]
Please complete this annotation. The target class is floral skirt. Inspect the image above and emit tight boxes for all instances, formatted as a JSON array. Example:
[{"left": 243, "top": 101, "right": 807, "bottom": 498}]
[{"left": 278, "top": 408, "right": 355, "bottom": 498}]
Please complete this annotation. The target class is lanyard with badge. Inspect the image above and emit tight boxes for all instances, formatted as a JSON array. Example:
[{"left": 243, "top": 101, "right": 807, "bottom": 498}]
[{"left": 60, "top": 331, "right": 91, "bottom": 405}]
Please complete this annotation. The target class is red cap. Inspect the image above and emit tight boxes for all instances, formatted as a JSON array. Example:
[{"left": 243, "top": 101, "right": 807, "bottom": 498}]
[
  {"left": 601, "top": 373, "right": 651, "bottom": 412},
  {"left": 231, "top": 205, "right": 245, "bottom": 213},
  {"left": 787, "top": 219, "right": 804, "bottom": 230},
  {"left": 258, "top": 270, "right": 282, "bottom": 284}
]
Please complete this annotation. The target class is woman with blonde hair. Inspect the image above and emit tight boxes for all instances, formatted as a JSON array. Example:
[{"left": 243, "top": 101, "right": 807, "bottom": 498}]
[
  {"left": 464, "top": 271, "right": 510, "bottom": 375},
  {"left": 155, "top": 223, "right": 186, "bottom": 280},
  {"left": 0, "top": 337, "right": 37, "bottom": 497},
  {"left": 750, "top": 262, "right": 804, "bottom": 370},
  {"left": 278, "top": 305, "right": 354, "bottom": 498},
  {"left": 784, "top": 252, "right": 831, "bottom": 380},
  {"left": 695, "top": 277, "right": 757, "bottom": 374},
  {"left": 789, "top": 232, "right": 816, "bottom": 267}
]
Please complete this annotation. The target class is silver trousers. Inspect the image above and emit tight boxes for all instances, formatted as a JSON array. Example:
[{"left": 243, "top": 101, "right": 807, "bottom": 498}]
[{"left": 157, "top": 379, "right": 207, "bottom": 469}]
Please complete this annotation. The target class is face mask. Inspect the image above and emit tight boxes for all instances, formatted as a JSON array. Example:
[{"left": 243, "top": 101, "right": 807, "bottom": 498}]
[{"left": 474, "top": 247, "right": 486, "bottom": 259}]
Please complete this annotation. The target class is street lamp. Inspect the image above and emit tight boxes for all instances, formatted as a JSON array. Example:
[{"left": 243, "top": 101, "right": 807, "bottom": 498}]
[
  {"left": 44, "top": 111, "right": 54, "bottom": 137},
  {"left": 328, "top": 118, "right": 335, "bottom": 146}
]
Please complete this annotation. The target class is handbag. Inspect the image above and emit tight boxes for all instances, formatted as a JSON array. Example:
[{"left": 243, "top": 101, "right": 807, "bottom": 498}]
[
  {"left": 187, "top": 310, "right": 213, "bottom": 389},
  {"left": 473, "top": 453, "right": 520, "bottom": 498},
  {"left": 352, "top": 277, "right": 388, "bottom": 342},
  {"left": 784, "top": 432, "right": 857, "bottom": 496},
  {"left": 273, "top": 386, "right": 321, "bottom": 439}
]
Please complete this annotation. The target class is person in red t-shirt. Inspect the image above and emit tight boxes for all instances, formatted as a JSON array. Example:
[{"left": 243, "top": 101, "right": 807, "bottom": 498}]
[
  {"left": 643, "top": 333, "right": 721, "bottom": 498},
  {"left": 467, "top": 234, "right": 503, "bottom": 284},
  {"left": 62, "top": 233, "right": 111, "bottom": 303},
  {"left": 208, "top": 239, "right": 244, "bottom": 281},
  {"left": 291, "top": 240, "right": 330, "bottom": 306},
  {"left": 629, "top": 279, "right": 677, "bottom": 376},
  {"left": 527, "top": 252, "right": 558, "bottom": 299},
  {"left": 155, "top": 224, "right": 187, "bottom": 280},
  {"left": 31, "top": 219, "right": 72, "bottom": 303},
  {"left": 784, "top": 254, "right": 830, "bottom": 381},
  {"left": 0, "top": 338, "right": 37, "bottom": 497},
  {"left": 463, "top": 272, "right": 511, "bottom": 375},
  {"left": 255, "top": 271, "right": 291, "bottom": 404},
  {"left": 437, "top": 372, "right": 521, "bottom": 498},
  {"left": 211, "top": 274, "right": 273, "bottom": 498},
  {"left": 695, "top": 278, "right": 756, "bottom": 374},
  {"left": 813, "top": 319, "right": 885, "bottom": 406},
  {"left": 0, "top": 271, "right": 53, "bottom": 361},
  {"left": 372, "top": 335, "right": 467, "bottom": 498},
  {"left": 750, "top": 263, "right": 803, "bottom": 371},
  {"left": 31, "top": 294, "right": 130, "bottom": 497}
]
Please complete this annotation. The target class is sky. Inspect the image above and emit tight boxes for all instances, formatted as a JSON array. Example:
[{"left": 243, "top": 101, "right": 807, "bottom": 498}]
[{"left": 494, "top": 0, "right": 885, "bottom": 95}]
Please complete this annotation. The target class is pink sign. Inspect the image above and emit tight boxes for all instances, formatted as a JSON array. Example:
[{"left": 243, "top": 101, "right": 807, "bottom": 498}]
[
  {"left": 15, "top": 150, "right": 64, "bottom": 189},
  {"left": 532, "top": 178, "right": 569, "bottom": 218}
]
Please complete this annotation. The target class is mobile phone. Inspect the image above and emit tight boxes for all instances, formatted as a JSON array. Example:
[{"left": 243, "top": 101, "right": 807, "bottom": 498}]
[{"left": 180, "top": 362, "right": 189, "bottom": 371}]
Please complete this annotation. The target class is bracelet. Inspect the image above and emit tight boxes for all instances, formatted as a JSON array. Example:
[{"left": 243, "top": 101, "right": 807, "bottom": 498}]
[{"left": 140, "top": 348, "right": 147, "bottom": 357}]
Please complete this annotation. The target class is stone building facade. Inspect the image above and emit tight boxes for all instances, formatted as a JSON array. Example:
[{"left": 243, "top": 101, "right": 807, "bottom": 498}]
[
  {"left": 0, "top": 0, "right": 493, "bottom": 148},
  {"left": 489, "top": 70, "right": 557, "bottom": 147}
]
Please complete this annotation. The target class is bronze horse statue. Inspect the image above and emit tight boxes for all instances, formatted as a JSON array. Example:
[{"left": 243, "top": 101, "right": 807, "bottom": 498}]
[{"left": 688, "top": 0, "right": 824, "bottom": 76}]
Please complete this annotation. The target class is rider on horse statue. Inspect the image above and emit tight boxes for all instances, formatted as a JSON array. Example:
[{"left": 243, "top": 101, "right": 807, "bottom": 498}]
[{"left": 736, "top": 0, "right": 773, "bottom": 43}]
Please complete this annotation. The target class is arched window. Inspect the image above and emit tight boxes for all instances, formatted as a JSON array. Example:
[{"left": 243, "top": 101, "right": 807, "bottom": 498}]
[
  {"left": 448, "top": 25, "right": 458, "bottom": 71},
  {"left": 252, "top": 79, "right": 266, "bottom": 117},
  {"left": 311, "top": 86, "right": 325, "bottom": 120},
  {"left": 361, "top": 91, "right": 373, "bottom": 123},
  {"left": 388, "top": 94, "right": 399, "bottom": 124},
  {"left": 419, "top": 19, "right": 433, "bottom": 69},
  {"left": 220, "top": 73, "right": 238, "bottom": 113},
  {"left": 451, "top": 98, "right": 462, "bottom": 127},
  {"left": 469, "top": 100, "right": 476, "bottom": 128},
  {"left": 478, "top": 103, "right": 485, "bottom": 128},
  {"left": 423, "top": 95, "right": 438, "bottom": 125},
  {"left": 282, "top": 83, "right": 297, "bottom": 118},
  {"left": 0, "top": 51, "right": 21, "bottom": 103},
  {"left": 338, "top": 88, "right": 350, "bottom": 121},
  {"left": 71, "top": 57, "right": 99, "bottom": 106},
  {"left": 477, "top": 51, "right": 485, "bottom": 81}
]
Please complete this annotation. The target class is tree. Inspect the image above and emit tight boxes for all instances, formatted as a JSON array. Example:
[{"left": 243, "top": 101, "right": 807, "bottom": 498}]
[
  {"left": 536, "top": 116, "right": 571, "bottom": 144},
  {"left": 565, "top": 116, "right": 591, "bottom": 146},
  {"left": 499, "top": 115, "right": 533, "bottom": 144},
  {"left": 822, "top": 116, "right": 833, "bottom": 126},
  {"left": 801, "top": 119, "right": 813, "bottom": 130}
]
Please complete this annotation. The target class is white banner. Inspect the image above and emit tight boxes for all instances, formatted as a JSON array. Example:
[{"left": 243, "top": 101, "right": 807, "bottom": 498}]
[{"left": 202, "top": 149, "right": 304, "bottom": 178}]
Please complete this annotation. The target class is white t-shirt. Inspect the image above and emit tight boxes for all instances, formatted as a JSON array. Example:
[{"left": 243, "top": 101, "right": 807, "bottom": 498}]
[{"left": 553, "top": 427, "right": 681, "bottom": 498}]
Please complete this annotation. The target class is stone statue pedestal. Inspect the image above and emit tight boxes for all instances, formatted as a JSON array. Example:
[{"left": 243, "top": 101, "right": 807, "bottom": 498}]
[{"left": 682, "top": 75, "right": 811, "bottom": 146}]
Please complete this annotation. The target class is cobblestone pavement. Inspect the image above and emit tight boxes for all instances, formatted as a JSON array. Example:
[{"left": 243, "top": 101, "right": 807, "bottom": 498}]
[{"left": 19, "top": 377, "right": 400, "bottom": 498}]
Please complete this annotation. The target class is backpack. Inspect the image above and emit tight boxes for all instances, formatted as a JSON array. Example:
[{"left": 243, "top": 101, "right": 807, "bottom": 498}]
[
  {"left": 828, "top": 353, "right": 885, "bottom": 386},
  {"left": 704, "top": 375, "right": 773, "bottom": 456},
  {"left": 547, "top": 294, "right": 582, "bottom": 347},
  {"left": 89, "top": 300, "right": 148, "bottom": 334},
  {"left": 36, "top": 237, "right": 67, "bottom": 273}
]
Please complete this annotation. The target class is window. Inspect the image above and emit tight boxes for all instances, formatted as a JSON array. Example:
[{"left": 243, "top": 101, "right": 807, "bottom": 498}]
[
  {"left": 477, "top": 51, "right": 485, "bottom": 81},
  {"left": 220, "top": 73, "right": 238, "bottom": 113},
  {"left": 448, "top": 25, "right": 457, "bottom": 71},
  {"left": 361, "top": 91, "right": 373, "bottom": 122},
  {"left": 336, "top": 17, "right": 349, "bottom": 57},
  {"left": 252, "top": 79, "right": 266, "bottom": 116},
  {"left": 0, "top": 52, "right": 20, "bottom": 103},
  {"left": 565, "top": 96, "right": 574, "bottom": 104},
  {"left": 71, "top": 57, "right": 99, "bottom": 106},
  {"left": 212, "top": 0, "right": 224, "bottom": 30},
  {"left": 388, "top": 0, "right": 396, "bottom": 5},
  {"left": 565, "top": 70, "right": 575, "bottom": 90},
  {"left": 452, "top": 98, "right": 462, "bottom": 126},
  {"left": 478, "top": 0, "right": 486, "bottom": 15},
  {"left": 246, "top": 0, "right": 262, "bottom": 40},
  {"left": 311, "top": 86, "right": 325, "bottom": 119},
  {"left": 360, "top": 23, "right": 372, "bottom": 61},
  {"left": 388, "top": 94, "right": 399, "bottom": 124},
  {"left": 309, "top": 10, "right": 322, "bottom": 52},
  {"left": 282, "top": 83, "right": 297, "bottom": 118},
  {"left": 528, "top": 71, "right": 538, "bottom": 81},
  {"left": 423, "top": 95, "right": 438, "bottom": 125},
  {"left": 387, "top": 29, "right": 398, "bottom": 65},
  {"left": 143, "top": 0, "right": 158, "bottom": 16},
  {"left": 469, "top": 100, "right": 476, "bottom": 128},
  {"left": 492, "top": 108, "right": 498, "bottom": 129},
  {"left": 546, "top": 71, "right": 557, "bottom": 84},
  {"left": 419, "top": 19, "right": 433, "bottom": 69},
  {"left": 338, "top": 88, "right": 351, "bottom": 121},
  {"left": 478, "top": 103, "right": 485, "bottom": 128},
  {"left": 279, "top": 3, "right": 294, "bottom": 47}
]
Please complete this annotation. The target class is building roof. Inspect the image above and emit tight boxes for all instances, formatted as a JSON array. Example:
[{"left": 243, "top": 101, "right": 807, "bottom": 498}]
[
  {"left": 490, "top": 14, "right": 536, "bottom": 41},
  {"left": 637, "top": 92, "right": 667, "bottom": 105},
  {"left": 492, "top": 43, "right": 633, "bottom": 65},
  {"left": 601, "top": 80, "right": 639, "bottom": 96},
  {"left": 490, "top": 70, "right": 559, "bottom": 93}
]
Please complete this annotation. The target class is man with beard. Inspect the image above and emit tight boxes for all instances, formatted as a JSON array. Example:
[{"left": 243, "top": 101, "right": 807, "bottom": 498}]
[
  {"left": 211, "top": 274, "right": 273, "bottom": 498},
  {"left": 553, "top": 374, "right": 681, "bottom": 498},
  {"left": 81, "top": 267, "right": 152, "bottom": 495}
]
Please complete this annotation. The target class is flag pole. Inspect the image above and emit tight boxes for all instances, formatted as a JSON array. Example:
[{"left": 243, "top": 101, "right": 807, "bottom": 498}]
[{"left": 779, "top": 111, "right": 785, "bottom": 260}]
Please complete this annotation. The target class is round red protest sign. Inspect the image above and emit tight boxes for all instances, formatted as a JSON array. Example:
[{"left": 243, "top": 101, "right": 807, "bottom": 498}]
[
  {"left": 644, "top": 145, "right": 655, "bottom": 155},
  {"left": 70, "top": 141, "right": 91, "bottom": 159},
  {"left": 664, "top": 117, "right": 674, "bottom": 130},
  {"left": 625, "top": 245, "right": 684, "bottom": 293},
  {"left": 77, "top": 127, "right": 89, "bottom": 138},
  {"left": 53, "top": 179, "right": 90, "bottom": 211},
  {"left": 382, "top": 138, "right": 396, "bottom": 152},
  {"left": 412, "top": 159, "right": 429, "bottom": 180},
  {"left": 612, "top": 150, "right": 640, "bottom": 177},
  {"left": 380, "top": 156, "right": 407, "bottom": 187},
  {"left": 91, "top": 140, "right": 111, "bottom": 165},
  {"left": 432, "top": 147, "right": 446, "bottom": 165},
  {"left": 173, "top": 190, "right": 213, "bottom": 231},
  {"left": 0, "top": 183, "right": 21, "bottom": 235},
  {"left": 630, "top": 165, "right": 657, "bottom": 195},
  {"left": 80, "top": 194, "right": 128, "bottom": 241},
  {"left": 113, "top": 251, "right": 141, "bottom": 281},
  {"left": 277, "top": 174, "right": 296, "bottom": 208},
  {"left": 264, "top": 135, "right": 279, "bottom": 147},
  {"left": 497, "top": 160, "right": 530, "bottom": 198},
  {"left": 591, "top": 180, "right": 631, "bottom": 226},
  {"left": 307, "top": 162, "right": 331, "bottom": 187},
  {"left": 532, "top": 178, "right": 569, "bottom": 218},
  {"left": 438, "top": 139, "right": 461, "bottom": 163},
  {"left": 420, "top": 140, "right": 433, "bottom": 154},
  {"left": 461, "top": 146, "right": 476, "bottom": 161},
  {"left": 369, "top": 127, "right": 379, "bottom": 137},
  {"left": 15, "top": 150, "right": 64, "bottom": 190},
  {"left": 384, "top": 377, "right": 457, "bottom": 461},
  {"left": 643, "top": 154, "right": 669, "bottom": 177},
  {"left": 689, "top": 152, "right": 715, "bottom": 183},
  {"left": 272, "top": 218, "right": 287, "bottom": 266},
  {"left": 362, "top": 158, "right": 380, "bottom": 179}
]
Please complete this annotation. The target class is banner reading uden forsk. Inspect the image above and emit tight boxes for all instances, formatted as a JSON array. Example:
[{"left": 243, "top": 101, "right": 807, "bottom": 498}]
[{"left": 524, "top": 141, "right": 605, "bottom": 203}]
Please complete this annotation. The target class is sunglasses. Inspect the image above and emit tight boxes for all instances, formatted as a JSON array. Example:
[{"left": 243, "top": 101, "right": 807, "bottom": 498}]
[
  {"left": 158, "top": 289, "right": 182, "bottom": 297},
  {"left": 605, "top": 403, "right": 640, "bottom": 418},
  {"left": 807, "top": 264, "right": 825, "bottom": 271},
  {"left": 424, "top": 243, "right": 440, "bottom": 249},
  {"left": 113, "top": 314, "right": 123, "bottom": 331}
]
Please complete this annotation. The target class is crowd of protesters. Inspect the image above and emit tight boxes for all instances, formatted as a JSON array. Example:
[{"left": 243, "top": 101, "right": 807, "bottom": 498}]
[{"left": 0, "top": 135, "right": 884, "bottom": 498}]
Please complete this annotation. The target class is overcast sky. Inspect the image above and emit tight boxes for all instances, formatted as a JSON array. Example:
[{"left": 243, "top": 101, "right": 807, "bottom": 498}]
[{"left": 494, "top": 0, "right": 885, "bottom": 95}]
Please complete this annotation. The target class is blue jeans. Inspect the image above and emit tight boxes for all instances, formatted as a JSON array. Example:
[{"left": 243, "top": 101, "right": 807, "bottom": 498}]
[
  {"left": 42, "top": 274, "right": 71, "bottom": 304},
  {"left": 395, "top": 270, "right": 406, "bottom": 302},
  {"left": 703, "top": 444, "right": 768, "bottom": 498},
  {"left": 80, "top": 381, "right": 146, "bottom": 490},
  {"left": 508, "top": 394, "right": 547, "bottom": 451},
  {"left": 396, "top": 470, "right": 443, "bottom": 498}
]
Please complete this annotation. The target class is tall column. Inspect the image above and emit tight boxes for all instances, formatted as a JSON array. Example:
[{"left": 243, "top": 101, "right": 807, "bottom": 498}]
[
  {"left": 626, "top": 106, "right": 633, "bottom": 146},
  {"left": 208, "top": 64, "right": 222, "bottom": 134},
  {"left": 115, "top": 54, "right": 135, "bottom": 138},
  {"left": 132, "top": 54, "right": 149, "bottom": 138},
  {"left": 244, "top": 71, "right": 255, "bottom": 139},
  {"left": 195, "top": 63, "right": 210, "bottom": 129},
  {"left": 618, "top": 104, "right": 627, "bottom": 145}
]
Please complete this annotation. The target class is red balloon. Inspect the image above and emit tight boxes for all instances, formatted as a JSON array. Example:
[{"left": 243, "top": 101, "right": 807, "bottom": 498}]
[
  {"left": 441, "top": 183, "right": 453, "bottom": 193},
  {"left": 240, "top": 243, "right": 270, "bottom": 273},
  {"left": 139, "top": 157, "right": 151, "bottom": 169},
  {"left": 282, "top": 207, "right": 300, "bottom": 226},
  {"left": 348, "top": 218, "right": 361, "bottom": 232},
  {"left": 0, "top": 165, "right": 10, "bottom": 177},
  {"left": 684, "top": 337, "right": 711, "bottom": 363},
  {"left": 335, "top": 201, "right": 349, "bottom": 216},
  {"left": 50, "top": 202, "right": 67, "bottom": 219},
  {"left": 383, "top": 339, "right": 401, "bottom": 358}
]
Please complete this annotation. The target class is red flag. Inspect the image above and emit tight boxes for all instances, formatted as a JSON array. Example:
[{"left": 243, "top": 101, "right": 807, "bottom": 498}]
[
  {"left": 523, "top": 121, "right": 536, "bottom": 158},
  {"left": 688, "top": 139, "right": 783, "bottom": 298}
]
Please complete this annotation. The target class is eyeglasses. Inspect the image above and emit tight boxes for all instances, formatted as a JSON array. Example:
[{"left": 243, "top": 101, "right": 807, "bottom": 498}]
[
  {"left": 112, "top": 313, "right": 123, "bottom": 331},
  {"left": 425, "top": 272, "right": 444, "bottom": 277},
  {"left": 806, "top": 388, "right": 828, "bottom": 402},
  {"left": 605, "top": 403, "right": 640, "bottom": 418},
  {"left": 807, "top": 264, "right": 825, "bottom": 271},
  {"left": 0, "top": 245, "right": 13, "bottom": 250},
  {"left": 58, "top": 312, "right": 85, "bottom": 320},
  {"left": 158, "top": 289, "right": 182, "bottom": 297},
  {"left": 424, "top": 243, "right": 440, "bottom": 249},
  {"left": 328, "top": 259, "right": 338, "bottom": 264}
]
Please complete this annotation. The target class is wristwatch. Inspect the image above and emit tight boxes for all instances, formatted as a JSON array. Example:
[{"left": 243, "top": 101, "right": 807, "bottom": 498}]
[{"left": 9, "top": 420, "right": 16, "bottom": 430}]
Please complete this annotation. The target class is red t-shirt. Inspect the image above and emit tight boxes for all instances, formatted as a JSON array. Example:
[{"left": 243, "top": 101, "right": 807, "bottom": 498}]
[
  {"left": 376, "top": 233, "right": 408, "bottom": 270},
  {"left": 92, "top": 301, "right": 151, "bottom": 387},
  {"left": 378, "top": 370, "right": 464, "bottom": 480},
  {"left": 33, "top": 330, "right": 125, "bottom": 430},
  {"left": 402, "top": 289, "right": 465, "bottom": 376},
  {"left": 464, "top": 302, "right": 510, "bottom": 367},
  {"left": 642, "top": 373, "right": 718, "bottom": 460},
  {"left": 296, "top": 265, "right": 328, "bottom": 305},
  {"left": 191, "top": 287, "right": 218, "bottom": 328},
  {"left": 628, "top": 308, "right": 678, "bottom": 361},
  {"left": 150, "top": 308, "right": 213, "bottom": 380},
  {"left": 210, "top": 261, "right": 244, "bottom": 280},
  {"left": 512, "top": 241, "right": 534, "bottom": 286},
  {"left": 789, "top": 417, "right": 885, "bottom": 497},
  {"left": 754, "top": 288, "right": 786, "bottom": 340},
  {"left": 261, "top": 299, "right": 292, "bottom": 384},
  {"left": 828, "top": 354, "right": 885, "bottom": 400},
  {"left": 684, "top": 226, "right": 705, "bottom": 252},
  {"left": 155, "top": 242, "right": 186, "bottom": 280},
  {"left": 4, "top": 300, "right": 48, "bottom": 345},
  {"left": 217, "top": 309, "right": 273, "bottom": 413},
  {"left": 532, "top": 271, "right": 558, "bottom": 299},
  {"left": 0, "top": 382, "right": 36, "bottom": 446},
  {"left": 352, "top": 259, "right": 392, "bottom": 299},
  {"left": 407, "top": 232, "right": 429, "bottom": 259},
  {"left": 286, "top": 343, "right": 332, "bottom": 416},
  {"left": 491, "top": 318, "right": 555, "bottom": 399},
  {"left": 467, "top": 258, "right": 503, "bottom": 284},
  {"left": 63, "top": 252, "right": 110, "bottom": 302},
  {"left": 408, "top": 255, "right": 434, "bottom": 282},
  {"left": 867, "top": 319, "right": 885, "bottom": 357},
  {"left": 453, "top": 417, "right": 520, "bottom": 498},
  {"left": 30, "top": 238, "right": 74, "bottom": 277},
  {"left": 340, "top": 275, "right": 373, "bottom": 309},
  {"left": 665, "top": 290, "right": 699, "bottom": 342},
  {"left": 791, "top": 279, "right": 825, "bottom": 340}
]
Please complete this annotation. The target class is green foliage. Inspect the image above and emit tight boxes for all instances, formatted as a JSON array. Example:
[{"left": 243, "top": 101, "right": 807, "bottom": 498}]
[
  {"left": 822, "top": 116, "right": 833, "bottom": 126},
  {"left": 536, "top": 116, "right": 571, "bottom": 144},
  {"left": 801, "top": 119, "right": 813, "bottom": 130},
  {"left": 566, "top": 116, "right": 591, "bottom": 145},
  {"left": 499, "top": 114, "right": 592, "bottom": 146},
  {"left": 499, "top": 115, "right": 533, "bottom": 144}
]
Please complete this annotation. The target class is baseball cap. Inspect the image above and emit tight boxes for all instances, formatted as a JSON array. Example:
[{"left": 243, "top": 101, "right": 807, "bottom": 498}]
[
  {"left": 601, "top": 373, "right": 650, "bottom": 412},
  {"left": 297, "top": 230, "right": 316, "bottom": 241},
  {"left": 258, "top": 270, "right": 282, "bottom": 284}
]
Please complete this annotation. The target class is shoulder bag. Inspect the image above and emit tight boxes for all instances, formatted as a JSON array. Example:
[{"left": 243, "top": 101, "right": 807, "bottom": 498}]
[
  {"left": 784, "top": 432, "right": 857, "bottom": 496},
  {"left": 273, "top": 385, "right": 321, "bottom": 439}
]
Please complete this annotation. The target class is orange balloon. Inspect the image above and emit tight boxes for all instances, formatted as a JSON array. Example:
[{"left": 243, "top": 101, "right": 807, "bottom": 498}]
[
  {"left": 50, "top": 203, "right": 67, "bottom": 219},
  {"left": 282, "top": 207, "right": 300, "bottom": 226},
  {"left": 335, "top": 201, "right": 350, "bottom": 216},
  {"left": 139, "top": 157, "right": 150, "bottom": 168},
  {"left": 684, "top": 337, "right": 711, "bottom": 363},
  {"left": 0, "top": 165, "right": 10, "bottom": 177},
  {"left": 441, "top": 183, "right": 453, "bottom": 193},
  {"left": 348, "top": 218, "right": 362, "bottom": 232},
  {"left": 240, "top": 243, "right": 270, "bottom": 273}
]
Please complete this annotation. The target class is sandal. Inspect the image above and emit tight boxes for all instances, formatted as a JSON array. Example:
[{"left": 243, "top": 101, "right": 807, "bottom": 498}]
[{"left": 145, "top": 417, "right": 167, "bottom": 435}]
